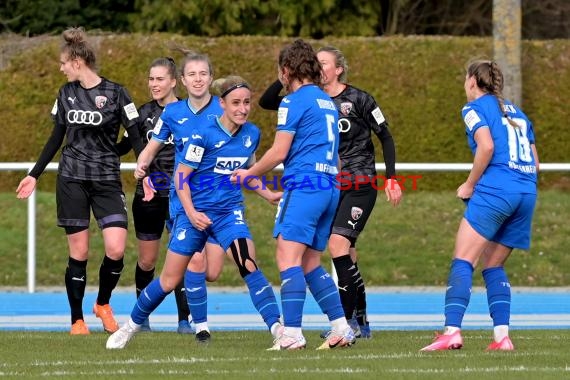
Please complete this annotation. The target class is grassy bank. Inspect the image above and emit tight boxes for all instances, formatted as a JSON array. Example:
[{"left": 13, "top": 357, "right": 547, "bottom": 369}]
[{"left": 1, "top": 188, "right": 568, "bottom": 287}]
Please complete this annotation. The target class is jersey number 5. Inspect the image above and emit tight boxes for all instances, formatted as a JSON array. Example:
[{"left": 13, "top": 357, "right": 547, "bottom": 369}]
[{"left": 325, "top": 114, "right": 336, "bottom": 160}]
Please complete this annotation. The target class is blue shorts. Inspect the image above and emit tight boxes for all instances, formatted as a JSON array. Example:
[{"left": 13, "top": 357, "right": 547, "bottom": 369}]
[
  {"left": 168, "top": 206, "right": 251, "bottom": 255},
  {"left": 464, "top": 190, "right": 536, "bottom": 250},
  {"left": 273, "top": 185, "right": 340, "bottom": 251}
]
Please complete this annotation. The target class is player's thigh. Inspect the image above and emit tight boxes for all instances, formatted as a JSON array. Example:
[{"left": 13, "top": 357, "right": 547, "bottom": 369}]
[
  {"left": 132, "top": 194, "right": 169, "bottom": 241},
  {"left": 90, "top": 180, "right": 128, "bottom": 229},
  {"left": 492, "top": 193, "right": 537, "bottom": 250},
  {"left": 332, "top": 184, "right": 377, "bottom": 235},
  {"left": 56, "top": 175, "right": 91, "bottom": 229}
]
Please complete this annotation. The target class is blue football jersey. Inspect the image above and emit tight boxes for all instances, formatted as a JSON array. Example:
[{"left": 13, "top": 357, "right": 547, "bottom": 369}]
[
  {"left": 176, "top": 118, "right": 261, "bottom": 213},
  {"left": 151, "top": 96, "right": 223, "bottom": 212},
  {"left": 152, "top": 96, "right": 223, "bottom": 172},
  {"left": 462, "top": 94, "right": 537, "bottom": 193},
  {"left": 277, "top": 84, "right": 339, "bottom": 184}
]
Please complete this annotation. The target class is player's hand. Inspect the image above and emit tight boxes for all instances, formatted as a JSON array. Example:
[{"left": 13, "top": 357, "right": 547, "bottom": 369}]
[
  {"left": 456, "top": 182, "right": 474, "bottom": 200},
  {"left": 266, "top": 191, "right": 283, "bottom": 205},
  {"left": 134, "top": 161, "right": 148, "bottom": 180},
  {"left": 384, "top": 178, "right": 402, "bottom": 207},
  {"left": 188, "top": 211, "right": 212, "bottom": 231},
  {"left": 142, "top": 176, "right": 156, "bottom": 201},
  {"left": 230, "top": 169, "right": 249, "bottom": 184},
  {"left": 16, "top": 176, "right": 37, "bottom": 199}
]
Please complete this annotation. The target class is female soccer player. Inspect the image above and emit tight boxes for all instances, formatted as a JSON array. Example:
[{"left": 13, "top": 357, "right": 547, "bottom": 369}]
[
  {"left": 115, "top": 57, "right": 193, "bottom": 334},
  {"left": 106, "top": 75, "right": 283, "bottom": 349},
  {"left": 16, "top": 27, "right": 144, "bottom": 335},
  {"left": 234, "top": 39, "right": 355, "bottom": 350},
  {"left": 260, "top": 46, "right": 403, "bottom": 339},
  {"left": 420, "top": 60, "right": 539, "bottom": 351}
]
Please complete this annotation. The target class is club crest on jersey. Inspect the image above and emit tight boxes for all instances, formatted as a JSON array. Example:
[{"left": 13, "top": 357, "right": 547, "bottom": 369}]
[
  {"left": 95, "top": 96, "right": 107, "bottom": 109},
  {"left": 340, "top": 102, "right": 353, "bottom": 116},
  {"left": 243, "top": 135, "right": 252, "bottom": 148},
  {"left": 351, "top": 207, "right": 363, "bottom": 220}
]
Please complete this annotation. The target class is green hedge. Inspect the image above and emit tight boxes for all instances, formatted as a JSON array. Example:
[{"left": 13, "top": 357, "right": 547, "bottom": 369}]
[{"left": 1, "top": 34, "right": 568, "bottom": 191}]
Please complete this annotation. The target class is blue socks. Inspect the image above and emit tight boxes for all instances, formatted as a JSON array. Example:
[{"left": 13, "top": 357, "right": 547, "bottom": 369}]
[
  {"left": 244, "top": 270, "right": 280, "bottom": 329},
  {"left": 279, "top": 266, "right": 306, "bottom": 327},
  {"left": 305, "top": 266, "right": 345, "bottom": 322},
  {"left": 483, "top": 266, "right": 511, "bottom": 326},
  {"left": 444, "top": 258, "right": 474, "bottom": 328},
  {"left": 131, "top": 278, "right": 169, "bottom": 324},
  {"left": 184, "top": 270, "right": 208, "bottom": 324}
]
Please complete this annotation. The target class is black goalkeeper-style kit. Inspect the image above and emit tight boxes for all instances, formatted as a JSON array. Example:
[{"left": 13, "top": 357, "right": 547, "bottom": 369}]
[
  {"left": 334, "top": 85, "right": 396, "bottom": 179},
  {"left": 116, "top": 100, "right": 175, "bottom": 198},
  {"left": 30, "top": 78, "right": 143, "bottom": 180}
]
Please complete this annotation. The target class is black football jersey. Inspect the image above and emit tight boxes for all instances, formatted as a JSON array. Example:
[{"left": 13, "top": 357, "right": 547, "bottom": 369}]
[
  {"left": 333, "top": 85, "right": 389, "bottom": 177},
  {"left": 126, "top": 100, "right": 175, "bottom": 197},
  {"left": 50, "top": 78, "right": 141, "bottom": 180}
]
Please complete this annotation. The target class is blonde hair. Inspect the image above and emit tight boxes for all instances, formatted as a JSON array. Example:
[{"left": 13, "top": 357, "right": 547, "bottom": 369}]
[
  {"left": 317, "top": 46, "right": 349, "bottom": 83},
  {"left": 211, "top": 75, "right": 250, "bottom": 98},
  {"left": 171, "top": 46, "right": 214, "bottom": 77}
]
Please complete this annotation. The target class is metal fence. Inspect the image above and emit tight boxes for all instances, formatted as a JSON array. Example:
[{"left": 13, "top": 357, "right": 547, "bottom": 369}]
[{"left": 2, "top": 161, "right": 569, "bottom": 293}]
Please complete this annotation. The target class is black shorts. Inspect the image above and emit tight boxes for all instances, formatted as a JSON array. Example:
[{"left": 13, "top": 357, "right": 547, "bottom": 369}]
[
  {"left": 331, "top": 182, "right": 377, "bottom": 244},
  {"left": 56, "top": 175, "right": 128, "bottom": 230},
  {"left": 132, "top": 193, "right": 169, "bottom": 241}
]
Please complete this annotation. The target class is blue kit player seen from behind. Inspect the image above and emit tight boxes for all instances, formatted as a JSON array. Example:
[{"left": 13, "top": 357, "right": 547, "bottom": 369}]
[
  {"left": 421, "top": 59, "right": 539, "bottom": 352},
  {"left": 233, "top": 39, "right": 356, "bottom": 351},
  {"left": 106, "top": 76, "right": 283, "bottom": 350}
]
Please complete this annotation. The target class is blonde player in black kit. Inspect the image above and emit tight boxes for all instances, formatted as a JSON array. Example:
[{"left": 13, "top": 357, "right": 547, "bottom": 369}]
[
  {"left": 115, "top": 57, "right": 193, "bottom": 334},
  {"left": 259, "top": 46, "right": 402, "bottom": 339},
  {"left": 16, "top": 27, "right": 144, "bottom": 335}
]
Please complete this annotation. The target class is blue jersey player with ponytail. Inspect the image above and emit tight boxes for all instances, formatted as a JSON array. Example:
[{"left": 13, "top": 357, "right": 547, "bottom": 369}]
[
  {"left": 421, "top": 59, "right": 539, "bottom": 352},
  {"left": 233, "top": 39, "right": 356, "bottom": 351}
]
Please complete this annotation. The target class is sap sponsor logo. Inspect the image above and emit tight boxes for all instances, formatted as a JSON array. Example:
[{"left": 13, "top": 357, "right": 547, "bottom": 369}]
[
  {"left": 67, "top": 110, "right": 103, "bottom": 126},
  {"left": 214, "top": 157, "right": 248, "bottom": 174}
]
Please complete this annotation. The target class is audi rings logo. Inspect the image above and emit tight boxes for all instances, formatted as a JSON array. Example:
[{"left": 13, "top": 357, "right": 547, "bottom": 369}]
[
  {"left": 67, "top": 110, "right": 103, "bottom": 126},
  {"left": 338, "top": 118, "right": 351, "bottom": 133}
]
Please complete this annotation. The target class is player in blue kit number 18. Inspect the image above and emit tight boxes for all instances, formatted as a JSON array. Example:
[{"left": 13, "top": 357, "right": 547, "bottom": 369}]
[{"left": 420, "top": 59, "right": 539, "bottom": 352}]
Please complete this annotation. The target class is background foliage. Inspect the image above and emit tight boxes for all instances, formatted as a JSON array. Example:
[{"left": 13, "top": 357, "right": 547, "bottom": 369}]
[
  {"left": 0, "top": 34, "right": 568, "bottom": 192},
  {"left": 0, "top": 0, "right": 569, "bottom": 38}
]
